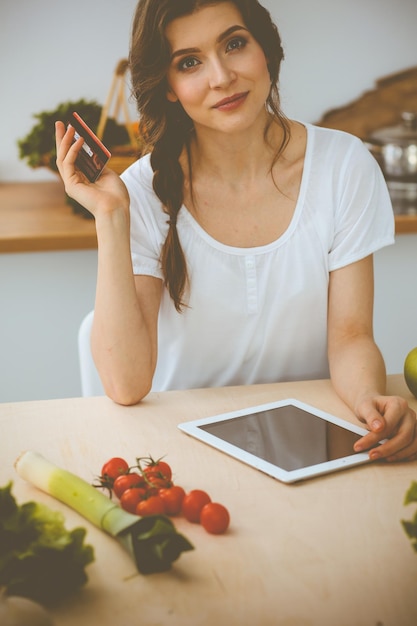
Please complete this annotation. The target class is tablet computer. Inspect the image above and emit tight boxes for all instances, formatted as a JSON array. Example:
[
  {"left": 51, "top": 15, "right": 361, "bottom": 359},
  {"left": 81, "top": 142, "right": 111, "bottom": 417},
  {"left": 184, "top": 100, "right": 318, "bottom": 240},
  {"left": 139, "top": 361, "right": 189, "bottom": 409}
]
[{"left": 178, "top": 398, "right": 380, "bottom": 483}]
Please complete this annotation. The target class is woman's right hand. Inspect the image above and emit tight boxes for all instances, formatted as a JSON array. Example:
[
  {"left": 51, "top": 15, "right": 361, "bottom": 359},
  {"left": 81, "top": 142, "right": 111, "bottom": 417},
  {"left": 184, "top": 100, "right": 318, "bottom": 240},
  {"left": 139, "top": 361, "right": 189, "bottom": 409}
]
[{"left": 55, "top": 121, "right": 130, "bottom": 218}]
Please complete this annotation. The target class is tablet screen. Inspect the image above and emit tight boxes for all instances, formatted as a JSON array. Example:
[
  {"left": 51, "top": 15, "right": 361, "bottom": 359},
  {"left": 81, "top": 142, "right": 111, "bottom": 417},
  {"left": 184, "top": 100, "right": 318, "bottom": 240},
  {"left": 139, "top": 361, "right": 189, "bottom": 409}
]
[
  {"left": 198, "top": 404, "right": 362, "bottom": 471},
  {"left": 178, "top": 399, "right": 374, "bottom": 483}
]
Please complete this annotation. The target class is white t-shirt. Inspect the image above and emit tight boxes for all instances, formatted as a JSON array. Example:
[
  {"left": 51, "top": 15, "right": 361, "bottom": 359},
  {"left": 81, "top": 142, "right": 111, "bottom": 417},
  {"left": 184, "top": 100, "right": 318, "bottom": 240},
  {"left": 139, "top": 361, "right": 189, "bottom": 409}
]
[{"left": 121, "top": 123, "right": 395, "bottom": 392}]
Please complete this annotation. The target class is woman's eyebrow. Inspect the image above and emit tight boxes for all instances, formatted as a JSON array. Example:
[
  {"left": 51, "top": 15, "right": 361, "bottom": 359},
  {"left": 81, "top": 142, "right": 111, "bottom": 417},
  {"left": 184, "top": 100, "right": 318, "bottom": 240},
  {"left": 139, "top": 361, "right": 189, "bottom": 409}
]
[
  {"left": 170, "top": 24, "right": 248, "bottom": 61},
  {"left": 217, "top": 24, "right": 248, "bottom": 42}
]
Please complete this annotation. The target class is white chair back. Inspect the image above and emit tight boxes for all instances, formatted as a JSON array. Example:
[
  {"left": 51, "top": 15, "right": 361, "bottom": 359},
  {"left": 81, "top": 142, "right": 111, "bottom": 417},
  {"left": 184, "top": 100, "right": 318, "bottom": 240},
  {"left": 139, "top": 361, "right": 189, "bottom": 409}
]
[{"left": 78, "top": 310, "right": 105, "bottom": 397}]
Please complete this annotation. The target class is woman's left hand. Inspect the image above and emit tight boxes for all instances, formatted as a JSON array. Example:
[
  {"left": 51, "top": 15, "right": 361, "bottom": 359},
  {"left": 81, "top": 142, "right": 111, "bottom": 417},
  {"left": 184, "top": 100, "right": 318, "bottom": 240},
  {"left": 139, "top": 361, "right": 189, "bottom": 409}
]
[{"left": 353, "top": 395, "right": 417, "bottom": 462}]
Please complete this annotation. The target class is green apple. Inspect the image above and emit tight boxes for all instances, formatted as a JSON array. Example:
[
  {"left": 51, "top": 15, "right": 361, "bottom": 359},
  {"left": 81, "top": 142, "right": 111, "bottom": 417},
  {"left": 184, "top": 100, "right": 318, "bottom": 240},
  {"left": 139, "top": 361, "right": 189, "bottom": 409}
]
[{"left": 404, "top": 347, "right": 417, "bottom": 398}]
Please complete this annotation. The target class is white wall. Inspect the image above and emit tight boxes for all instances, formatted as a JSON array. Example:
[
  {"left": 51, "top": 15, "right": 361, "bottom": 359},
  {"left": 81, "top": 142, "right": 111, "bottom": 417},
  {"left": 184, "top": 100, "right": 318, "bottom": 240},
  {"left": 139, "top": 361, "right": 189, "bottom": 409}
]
[
  {"left": 0, "top": 251, "right": 97, "bottom": 402},
  {"left": 374, "top": 236, "right": 417, "bottom": 375},
  {"left": 1, "top": 0, "right": 416, "bottom": 401},
  {"left": 275, "top": 0, "right": 417, "bottom": 123}
]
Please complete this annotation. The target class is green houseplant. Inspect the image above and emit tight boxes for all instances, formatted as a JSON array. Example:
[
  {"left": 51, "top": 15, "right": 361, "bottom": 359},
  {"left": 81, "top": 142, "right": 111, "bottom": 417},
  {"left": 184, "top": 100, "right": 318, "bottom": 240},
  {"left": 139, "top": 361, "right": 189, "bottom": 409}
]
[{"left": 17, "top": 99, "right": 133, "bottom": 218}]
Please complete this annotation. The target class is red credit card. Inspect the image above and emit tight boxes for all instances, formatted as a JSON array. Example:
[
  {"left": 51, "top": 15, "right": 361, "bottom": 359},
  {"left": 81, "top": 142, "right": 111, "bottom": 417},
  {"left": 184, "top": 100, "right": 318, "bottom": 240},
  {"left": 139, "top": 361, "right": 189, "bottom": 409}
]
[{"left": 70, "top": 111, "right": 111, "bottom": 182}]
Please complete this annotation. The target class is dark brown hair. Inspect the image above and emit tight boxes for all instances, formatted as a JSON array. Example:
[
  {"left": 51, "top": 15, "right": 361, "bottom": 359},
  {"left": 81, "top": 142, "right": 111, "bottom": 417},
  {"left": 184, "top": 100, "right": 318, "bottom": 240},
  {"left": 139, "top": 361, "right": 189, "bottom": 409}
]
[{"left": 129, "top": 0, "right": 289, "bottom": 311}]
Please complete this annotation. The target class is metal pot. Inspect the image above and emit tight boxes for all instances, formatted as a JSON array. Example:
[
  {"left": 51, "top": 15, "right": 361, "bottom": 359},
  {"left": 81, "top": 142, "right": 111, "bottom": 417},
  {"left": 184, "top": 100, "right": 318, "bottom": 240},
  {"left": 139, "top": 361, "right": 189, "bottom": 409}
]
[{"left": 365, "top": 111, "right": 417, "bottom": 182}]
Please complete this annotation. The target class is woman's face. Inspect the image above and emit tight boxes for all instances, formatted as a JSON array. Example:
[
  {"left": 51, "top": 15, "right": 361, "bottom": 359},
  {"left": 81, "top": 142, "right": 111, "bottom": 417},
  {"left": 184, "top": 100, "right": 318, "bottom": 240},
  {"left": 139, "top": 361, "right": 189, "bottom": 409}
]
[{"left": 165, "top": 2, "right": 271, "bottom": 137}]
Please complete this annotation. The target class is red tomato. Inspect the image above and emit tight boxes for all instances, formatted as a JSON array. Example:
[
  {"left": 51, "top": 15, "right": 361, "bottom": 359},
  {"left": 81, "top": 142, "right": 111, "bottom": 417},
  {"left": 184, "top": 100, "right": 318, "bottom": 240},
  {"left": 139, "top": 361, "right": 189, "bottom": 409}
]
[
  {"left": 120, "top": 487, "right": 147, "bottom": 513},
  {"left": 182, "top": 489, "right": 211, "bottom": 523},
  {"left": 143, "top": 460, "right": 172, "bottom": 481},
  {"left": 159, "top": 485, "right": 186, "bottom": 516},
  {"left": 113, "top": 473, "right": 145, "bottom": 499},
  {"left": 200, "top": 503, "right": 230, "bottom": 534},
  {"left": 145, "top": 476, "right": 172, "bottom": 491},
  {"left": 101, "top": 457, "right": 129, "bottom": 481},
  {"left": 136, "top": 495, "right": 166, "bottom": 516}
]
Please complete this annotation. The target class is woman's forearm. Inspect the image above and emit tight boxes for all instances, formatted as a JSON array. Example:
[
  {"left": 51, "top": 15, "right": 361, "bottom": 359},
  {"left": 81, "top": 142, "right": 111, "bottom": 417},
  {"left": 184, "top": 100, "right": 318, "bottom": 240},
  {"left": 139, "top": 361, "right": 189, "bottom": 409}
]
[
  {"left": 328, "top": 332, "right": 387, "bottom": 415},
  {"left": 91, "top": 208, "right": 158, "bottom": 405},
  {"left": 329, "top": 332, "right": 417, "bottom": 462}
]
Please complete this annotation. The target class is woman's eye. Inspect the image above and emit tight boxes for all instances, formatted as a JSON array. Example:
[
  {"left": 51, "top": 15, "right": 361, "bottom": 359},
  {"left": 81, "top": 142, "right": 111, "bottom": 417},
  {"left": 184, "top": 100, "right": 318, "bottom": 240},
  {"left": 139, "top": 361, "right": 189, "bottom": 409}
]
[
  {"left": 177, "top": 57, "right": 200, "bottom": 71},
  {"left": 226, "top": 36, "right": 247, "bottom": 52}
]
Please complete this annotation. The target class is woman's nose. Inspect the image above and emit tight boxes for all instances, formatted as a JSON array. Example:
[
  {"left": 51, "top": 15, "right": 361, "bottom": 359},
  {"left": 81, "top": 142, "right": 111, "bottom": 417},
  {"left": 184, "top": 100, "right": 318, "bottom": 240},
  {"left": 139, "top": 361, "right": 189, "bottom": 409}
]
[{"left": 208, "top": 58, "right": 236, "bottom": 89}]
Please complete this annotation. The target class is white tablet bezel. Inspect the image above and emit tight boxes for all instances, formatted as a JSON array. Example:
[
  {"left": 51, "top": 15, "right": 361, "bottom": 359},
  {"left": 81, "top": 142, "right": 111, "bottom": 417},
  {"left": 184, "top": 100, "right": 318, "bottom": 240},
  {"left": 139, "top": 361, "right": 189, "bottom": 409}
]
[{"left": 178, "top": 398, "right": 377, "bottom": 483}]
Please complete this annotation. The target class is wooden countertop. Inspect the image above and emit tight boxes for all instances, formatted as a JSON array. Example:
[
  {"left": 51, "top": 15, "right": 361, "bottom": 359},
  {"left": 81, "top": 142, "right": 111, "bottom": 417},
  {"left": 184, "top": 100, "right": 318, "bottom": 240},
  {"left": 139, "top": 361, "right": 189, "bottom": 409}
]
[
  {"left": 1, "top": 181, "right": 416, "bottom": 254},
  {"left": 1, "top": 374, "right": 417, "bottom": 625},
  {"left": 0, "top": 181, "right": 97, "bottom": 253}
]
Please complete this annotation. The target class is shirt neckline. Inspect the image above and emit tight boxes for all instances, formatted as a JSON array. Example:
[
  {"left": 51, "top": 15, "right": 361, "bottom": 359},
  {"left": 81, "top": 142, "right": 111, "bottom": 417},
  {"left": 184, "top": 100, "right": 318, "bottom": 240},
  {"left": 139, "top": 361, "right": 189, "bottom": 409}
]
[{"left": 179, "top": 122, "right": 313, "bottom": 255}]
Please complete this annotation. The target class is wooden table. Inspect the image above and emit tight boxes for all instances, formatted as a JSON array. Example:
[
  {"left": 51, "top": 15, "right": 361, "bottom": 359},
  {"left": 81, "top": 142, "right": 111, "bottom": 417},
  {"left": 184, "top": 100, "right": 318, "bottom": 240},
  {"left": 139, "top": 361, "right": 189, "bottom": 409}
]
[{"left": 2, "top": 375, "right": 417, "bottom": 625}]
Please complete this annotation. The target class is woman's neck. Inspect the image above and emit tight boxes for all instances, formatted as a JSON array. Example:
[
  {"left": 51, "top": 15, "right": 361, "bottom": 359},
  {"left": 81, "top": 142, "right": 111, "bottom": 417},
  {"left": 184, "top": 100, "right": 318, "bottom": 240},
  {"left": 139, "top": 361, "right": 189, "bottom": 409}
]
[{"left": 187, "top": 115, "right": 288, "bottom": 186}]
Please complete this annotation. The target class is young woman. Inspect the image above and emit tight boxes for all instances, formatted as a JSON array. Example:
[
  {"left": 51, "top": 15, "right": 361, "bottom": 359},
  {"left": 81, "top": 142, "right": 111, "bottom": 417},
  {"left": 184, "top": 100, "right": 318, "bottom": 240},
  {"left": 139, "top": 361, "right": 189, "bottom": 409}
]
[{"left": 55, "top": 0, "right": 417, "bottom": 462}]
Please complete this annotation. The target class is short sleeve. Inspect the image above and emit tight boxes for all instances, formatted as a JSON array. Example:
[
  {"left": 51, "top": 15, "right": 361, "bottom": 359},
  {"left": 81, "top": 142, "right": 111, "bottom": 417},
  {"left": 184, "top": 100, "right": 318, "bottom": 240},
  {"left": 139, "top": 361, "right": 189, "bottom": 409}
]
[
  {"left": 121, "top": 155, "right": 168, "bottom": 279},
  {"left": 328, "top": 137, "right": 395, "bottom": 271}
]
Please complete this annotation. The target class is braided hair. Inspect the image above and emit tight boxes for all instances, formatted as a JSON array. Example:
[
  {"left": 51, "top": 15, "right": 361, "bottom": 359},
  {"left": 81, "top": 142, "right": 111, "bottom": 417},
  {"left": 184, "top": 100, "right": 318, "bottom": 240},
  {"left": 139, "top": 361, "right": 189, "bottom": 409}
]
[{"left": 129, "top": 0, "right": 289, "bottom": 311}]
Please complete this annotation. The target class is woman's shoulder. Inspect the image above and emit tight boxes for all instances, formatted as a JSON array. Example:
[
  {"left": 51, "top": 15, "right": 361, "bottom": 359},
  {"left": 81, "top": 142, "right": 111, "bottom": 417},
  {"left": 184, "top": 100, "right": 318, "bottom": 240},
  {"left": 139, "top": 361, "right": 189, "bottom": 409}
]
[
  {"left": 120, "top": 152, "right": 166, "bottom": 214},
  {"left": 300, "top": 122, "right": 378, "bottom": 177},
  {"left": 304, "top": 122, "right": 367, "bottom": 154},
  {"left": 120, "top": 152, "right": 168, "bottom": 231},
  {"left": 120, "top": 152, "right": 154, "bottom": 192}
]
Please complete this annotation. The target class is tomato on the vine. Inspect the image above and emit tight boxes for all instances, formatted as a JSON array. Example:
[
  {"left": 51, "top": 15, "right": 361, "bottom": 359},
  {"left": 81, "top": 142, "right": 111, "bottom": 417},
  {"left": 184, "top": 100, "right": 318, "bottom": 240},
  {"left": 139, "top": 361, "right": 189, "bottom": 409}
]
[
  {"left": 145, "top": 477, "right": 172, "bottom": 493},
  {"left": 113, "top": 472, "right": 145, "bottom": 499},
  {"left": 120, "top": 487, "right": 147, "bottom": 513},
  {"left": 99, "top": 454, "right": 230, "bottom": 533},
  {"left": 140, "top": 457, "right": 172, "bottom": 482},
  {"left": 182, "top": 489, "right": 211, "bottom": 523},
  {"left": 159, "top": 485, "right": 186, "bottom": 516},
  {"left": 136, "top": 495, "right": 166, "bottom": 516},
  {"left": 101, "top": 457, "right": 129, "bottom": 481},
  {"left": 200, "top": 502, "right": 230, "bottom": 534}
]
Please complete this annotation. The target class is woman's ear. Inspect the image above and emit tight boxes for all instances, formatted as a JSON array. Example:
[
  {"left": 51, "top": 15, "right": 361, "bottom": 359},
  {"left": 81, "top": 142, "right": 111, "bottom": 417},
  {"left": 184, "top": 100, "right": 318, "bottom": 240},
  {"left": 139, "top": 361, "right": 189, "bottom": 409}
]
[{"left": 167, "top": 88, "right": 178, "bottom": 103}]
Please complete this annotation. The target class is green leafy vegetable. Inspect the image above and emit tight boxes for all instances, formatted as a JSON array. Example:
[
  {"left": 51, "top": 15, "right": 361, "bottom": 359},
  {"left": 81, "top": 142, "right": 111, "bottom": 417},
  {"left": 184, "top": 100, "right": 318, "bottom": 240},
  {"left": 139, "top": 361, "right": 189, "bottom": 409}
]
[
  {"left": 17, "top": 99, "right": 130, "bottom": 172},
  {"left": 0, "top": 482, "right": 94, "bottom": 606},
  {"left": 401, "top": 480, "right": 417, "bottom": 552}
]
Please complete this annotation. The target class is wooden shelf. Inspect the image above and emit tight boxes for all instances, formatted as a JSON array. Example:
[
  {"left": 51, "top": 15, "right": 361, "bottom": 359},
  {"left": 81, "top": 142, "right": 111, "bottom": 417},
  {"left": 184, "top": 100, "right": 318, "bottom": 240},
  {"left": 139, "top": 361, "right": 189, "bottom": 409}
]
[
  {"left": 393, "top": 211, "right": 417, "bottom": 234},
  {"left": 0, "top": 180, "right": 416, "bottom": 255},
  {"left": 0, "top": 181, "right": 97, "bottom": 253}
]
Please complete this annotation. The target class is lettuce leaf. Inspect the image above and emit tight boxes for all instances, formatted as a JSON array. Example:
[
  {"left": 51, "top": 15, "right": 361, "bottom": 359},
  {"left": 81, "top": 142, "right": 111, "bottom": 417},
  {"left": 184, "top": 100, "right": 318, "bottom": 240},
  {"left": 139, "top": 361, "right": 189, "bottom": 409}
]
[
  {"left": 401, "top": 480, "right": 417, "bottom": 553},
  {"left": 0, "top": 482, "right": 94, "bottom": 606}
]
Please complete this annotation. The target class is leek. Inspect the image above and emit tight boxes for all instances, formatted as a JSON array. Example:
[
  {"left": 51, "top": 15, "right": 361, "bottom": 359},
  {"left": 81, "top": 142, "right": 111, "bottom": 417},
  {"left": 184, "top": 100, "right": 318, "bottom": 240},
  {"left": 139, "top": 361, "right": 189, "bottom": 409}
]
[{"left": 15, "top": 451, "right": 193, "bottom": 574}]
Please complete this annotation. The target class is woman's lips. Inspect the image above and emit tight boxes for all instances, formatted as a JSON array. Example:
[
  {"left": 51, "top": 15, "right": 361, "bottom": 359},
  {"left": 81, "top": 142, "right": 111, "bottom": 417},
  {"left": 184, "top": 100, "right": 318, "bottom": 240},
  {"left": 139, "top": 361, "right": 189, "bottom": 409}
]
[{"left": 212, "top": 92, "right": 248, "bottom": 111}]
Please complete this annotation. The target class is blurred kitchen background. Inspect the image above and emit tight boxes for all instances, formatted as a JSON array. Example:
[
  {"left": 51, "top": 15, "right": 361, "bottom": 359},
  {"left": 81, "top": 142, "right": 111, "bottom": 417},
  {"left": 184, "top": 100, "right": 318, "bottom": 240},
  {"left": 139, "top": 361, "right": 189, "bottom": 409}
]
[{"left": 0, "top": 0, "right": 416, "bottom": 402}]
